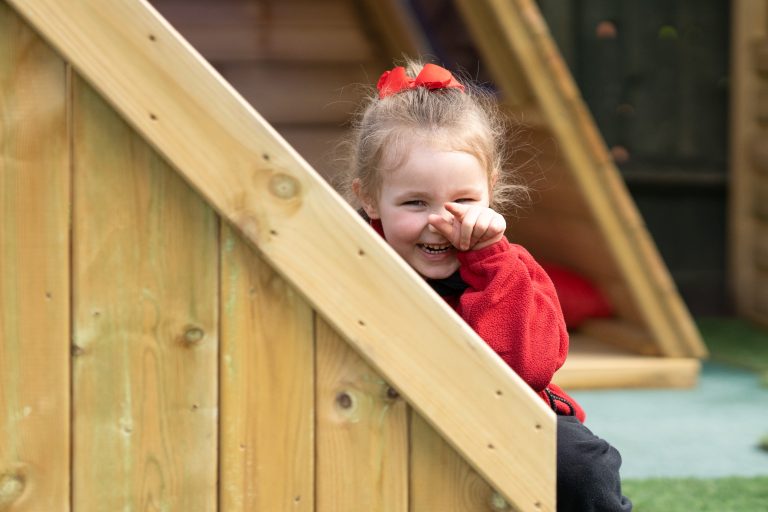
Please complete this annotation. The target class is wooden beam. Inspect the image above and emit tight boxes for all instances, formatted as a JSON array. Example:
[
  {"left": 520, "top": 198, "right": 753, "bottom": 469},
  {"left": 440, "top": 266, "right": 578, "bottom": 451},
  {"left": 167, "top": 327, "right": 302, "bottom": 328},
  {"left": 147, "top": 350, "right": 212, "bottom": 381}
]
[
  {"left": 730, "top": 0, "right": 768, "bottom": 321},
  {"left": 71, "top": 75, "right": 218, "bottom": 510},
  {"left": 556, "top": 336, "right": 700, "bottom": 390},
  {"left": 0, "top": 4, "right": 70, "bottom": 508},
  {"left": 220, "top": 225, "right": 315, "bottom": 512},
  {"left": 356, "top": 0, "right": 432, "bottom": 63},
  {"left": 456, "top": 0, "right": 707, "bottom": 358},
  {"left": 315, "top": 317, "right": 408, "bottom": 510},
  {"left": 151, "top": 0, "right": 373, "bottom": 63},
  {"left": 7, "top": 1, "right": 555, "bottom": 509},
  {"left": 452, "top": 0, "right": 533, "bottom": 107}
]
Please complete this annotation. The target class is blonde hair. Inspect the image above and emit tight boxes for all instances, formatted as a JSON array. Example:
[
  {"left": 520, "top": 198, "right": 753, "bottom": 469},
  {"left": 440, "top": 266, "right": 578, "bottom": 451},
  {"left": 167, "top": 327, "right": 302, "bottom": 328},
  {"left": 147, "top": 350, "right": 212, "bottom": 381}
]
[{"left": 336, "top": 59, "right": 528, "bottom": 213}]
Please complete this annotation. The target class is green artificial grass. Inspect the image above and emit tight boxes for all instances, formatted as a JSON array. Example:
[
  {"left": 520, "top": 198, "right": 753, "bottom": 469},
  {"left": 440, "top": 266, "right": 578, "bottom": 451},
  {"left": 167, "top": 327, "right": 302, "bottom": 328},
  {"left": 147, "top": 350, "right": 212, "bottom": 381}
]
[
  {"left": 623, "top": 476, "right": 768, "bottom": 512},
  {"left": 622, "top": 317, "right": 768, "bottom": 510},
  {"left": 696, "top": 317, "right": 768, "bottom": 377}
]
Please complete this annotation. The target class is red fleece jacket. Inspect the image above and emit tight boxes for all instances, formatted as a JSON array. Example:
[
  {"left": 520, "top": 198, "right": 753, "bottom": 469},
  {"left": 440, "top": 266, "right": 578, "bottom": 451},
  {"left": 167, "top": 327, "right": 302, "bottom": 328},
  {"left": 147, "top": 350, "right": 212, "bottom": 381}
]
[
  {"left": 452, "top": 237, "right": 585, "bottom": 421},
  {"left": 371, "top": 218, "right": 585, "bottom": 421}
]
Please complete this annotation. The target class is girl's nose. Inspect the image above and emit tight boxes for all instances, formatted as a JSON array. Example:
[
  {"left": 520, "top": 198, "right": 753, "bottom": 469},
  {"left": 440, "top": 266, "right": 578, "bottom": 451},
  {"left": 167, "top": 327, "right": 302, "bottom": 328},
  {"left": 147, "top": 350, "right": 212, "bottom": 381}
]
[{"left": 427, "top": 207, "right": 453, "bottom": 234}]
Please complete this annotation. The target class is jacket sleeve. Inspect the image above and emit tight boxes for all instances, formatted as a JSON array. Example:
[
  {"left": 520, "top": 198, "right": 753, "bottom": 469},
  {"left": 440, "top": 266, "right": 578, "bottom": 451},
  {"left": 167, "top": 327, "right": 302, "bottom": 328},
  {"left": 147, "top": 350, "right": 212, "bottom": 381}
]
[{"left": 456, "top": 237, "right": 569, "bottom": 392}]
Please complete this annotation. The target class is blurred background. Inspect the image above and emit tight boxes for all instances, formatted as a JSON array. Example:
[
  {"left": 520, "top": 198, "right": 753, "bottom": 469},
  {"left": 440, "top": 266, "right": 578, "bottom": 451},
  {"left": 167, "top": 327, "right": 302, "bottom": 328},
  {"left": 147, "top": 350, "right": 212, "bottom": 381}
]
[
  {"left": 149, "top": 0, "right": 740, "bottom": 320},
  {"left": 423, "top": 0, "right": 731, "bottom": 316}
]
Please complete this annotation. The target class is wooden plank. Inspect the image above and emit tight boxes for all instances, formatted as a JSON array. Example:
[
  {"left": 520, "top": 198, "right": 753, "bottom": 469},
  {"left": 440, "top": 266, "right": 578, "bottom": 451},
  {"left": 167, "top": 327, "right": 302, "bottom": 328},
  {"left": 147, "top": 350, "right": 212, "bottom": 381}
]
[
  {"left": 754, "top": 173, "right": 768, "bottom": 220},
  {"left": 555, "top": 337, "right": 700, "bottom": 390},
  {"left": 0, "top": 3, "right": 69, "bottom": 509},
  {"left": 755, "top": 268, "right": 768, "bottom": 320},
  {"left": 450, "top": 0, "right": 533, "bottom": 107},
  {"left": 511, "top": 147, "right": 596, "bottom": 221},
  {"left": 220, "top": 224, "right": 314, "bottom": 512},
  {"left": 410, "top": 414, "right": 497, "bottom": 512},
  {"left": 730, "top": 0, "right": 768, "bottom": 318},
  {"left": 219, "top": 63, "right": 377, "bottom": 125},
  {"left": 153, "top": 0, "right": 361, "bottom": 27},
  {"left": 357, "top": 0, "right": 432, "bottom": 63},
  {"left": 457, "top": 0, "right": 707, "bottom": 359},
  {"left": 71, "top": 75, "right": 218, "bottom": 510},
  {"left": 578, "top": 319, "right": 661, "bottom": 356},
  {"left": 596, "top": 280, "right": 646, "bottom": 327},
  {"left": 10, "top": 2, "right": 557, "bottom": 509},
  {"left": 272, "top": 124, "right": 348, "bottom": 180},
  {"left": 315, "top": 317, "right": 408, "bottom": 512},
  {"left": 510, "top": 211, "right": 621, "bottom": 281},
  {"left": 151, "top": 0, "right": 372, "bottom": 63},
  {"left": 750, "top": 126, "right": 768, "bottom": 174},
  {"left": 755, "top": 219, "right": 768, "bottom": 271}
]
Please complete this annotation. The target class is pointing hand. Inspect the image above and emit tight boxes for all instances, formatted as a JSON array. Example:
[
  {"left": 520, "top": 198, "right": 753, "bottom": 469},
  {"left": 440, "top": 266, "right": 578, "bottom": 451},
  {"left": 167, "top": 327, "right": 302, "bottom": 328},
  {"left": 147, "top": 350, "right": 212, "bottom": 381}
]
[{"left": 428, "top": 203, "right": 506, "bottom": 251}]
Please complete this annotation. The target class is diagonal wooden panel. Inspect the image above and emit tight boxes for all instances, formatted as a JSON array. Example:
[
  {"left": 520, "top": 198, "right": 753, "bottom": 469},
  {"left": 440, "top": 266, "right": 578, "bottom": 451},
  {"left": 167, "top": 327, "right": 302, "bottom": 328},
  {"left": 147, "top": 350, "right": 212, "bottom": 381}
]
[
  {"left": 9, "top": 2, "right": 556, "bottom": 509},
  {"left": 0, "top": 3, "right": 69, "bottom": 509},
  {"left": 220, "top": 224, "right": 314, "bottom": 512},
  {"left": 71, "top": 75, "right": 218, "bottom": 510}
]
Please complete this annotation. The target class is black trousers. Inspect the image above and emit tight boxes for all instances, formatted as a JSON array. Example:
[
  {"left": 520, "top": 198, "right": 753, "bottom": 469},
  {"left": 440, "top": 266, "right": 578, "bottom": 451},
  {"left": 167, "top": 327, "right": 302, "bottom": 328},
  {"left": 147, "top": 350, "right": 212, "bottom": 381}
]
[{"left": 557, "top": 416, "right": 633, "bottom": 511}]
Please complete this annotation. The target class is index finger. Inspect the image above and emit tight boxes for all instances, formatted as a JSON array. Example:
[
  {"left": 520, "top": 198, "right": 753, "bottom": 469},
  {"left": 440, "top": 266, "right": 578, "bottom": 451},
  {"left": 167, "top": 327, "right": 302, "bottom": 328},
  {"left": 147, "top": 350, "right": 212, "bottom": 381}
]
[
  {"left": 428, "top": 213, "right": 454, "bottom": 240},
  {"left": 444, "top": 202, "right": 470, "bottom": 220}
]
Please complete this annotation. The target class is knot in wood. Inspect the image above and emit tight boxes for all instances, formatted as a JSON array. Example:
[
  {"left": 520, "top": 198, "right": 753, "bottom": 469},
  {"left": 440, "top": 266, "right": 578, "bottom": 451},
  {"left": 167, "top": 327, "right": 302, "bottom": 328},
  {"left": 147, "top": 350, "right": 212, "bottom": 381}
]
[
  {"left": 183, "top": 326, "right": 205, "bottom": 345},
  {"left": 335, "top": 392, "right": 353, "bottom": 410},
  {"left": 489, "top": 491, "right": 510, "bottom": 510},
  {"left": 0, "top": 473, "right": 25, "bottom": 506},
  {"left": 268, "top": 173, "right": 300, "bottom": 200},
  {"left": 385, "top": 386, "right": 399, "bottom": 400}
]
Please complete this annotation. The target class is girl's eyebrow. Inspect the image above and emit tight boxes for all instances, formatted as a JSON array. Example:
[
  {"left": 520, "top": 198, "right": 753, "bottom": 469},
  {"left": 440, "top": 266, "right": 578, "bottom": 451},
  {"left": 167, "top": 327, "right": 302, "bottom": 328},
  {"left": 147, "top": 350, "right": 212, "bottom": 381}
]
[
  {"left": 392, "top": 190, "right": 430, "bottom": 201},
  {"left": 455, "top": 187, "right": 484, "bottom": 195},
  {"left": 449, "top": 187, "right": 485, "bottom": 198}
]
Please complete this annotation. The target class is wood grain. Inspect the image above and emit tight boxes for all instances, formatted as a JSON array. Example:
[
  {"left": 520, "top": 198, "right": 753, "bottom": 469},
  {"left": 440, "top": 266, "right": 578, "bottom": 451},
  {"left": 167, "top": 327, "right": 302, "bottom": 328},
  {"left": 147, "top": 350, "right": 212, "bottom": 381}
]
[
  {"left": 219, "top": 63, "right": 377, "bottom": 125},
  {"left": 410, "top": 414, "right": 497, "bottom": 512},
  {"left": 315, "top": 316, "right": 408, "bottom": 512},
  {"left": 0, "top": 3, "right": 69, "bottom": 509},
  {"left": 730, "top": 0, "right": 768, "bottom": 322},
  {"left": 220, "top": 223, "right": 314, "bottom": 512},
  {"left": 151, "top": 0, "right": 371, "bottom": 62},
  {"left": 8, "top": 2, "right": 558, "bottom": 509},
  {"left": 71, "top": 75, "right": 218, "bottom": 510},
  {"left": 556, "top": 336, "right": 700, "bottom": 390}
]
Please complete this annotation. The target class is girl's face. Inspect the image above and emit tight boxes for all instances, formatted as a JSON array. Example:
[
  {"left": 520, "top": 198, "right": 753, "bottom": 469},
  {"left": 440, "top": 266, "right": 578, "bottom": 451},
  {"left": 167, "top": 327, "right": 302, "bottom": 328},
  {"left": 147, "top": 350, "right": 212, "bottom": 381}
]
[{"left": 362, "top": 144, "right": 490, "bottom": 279}]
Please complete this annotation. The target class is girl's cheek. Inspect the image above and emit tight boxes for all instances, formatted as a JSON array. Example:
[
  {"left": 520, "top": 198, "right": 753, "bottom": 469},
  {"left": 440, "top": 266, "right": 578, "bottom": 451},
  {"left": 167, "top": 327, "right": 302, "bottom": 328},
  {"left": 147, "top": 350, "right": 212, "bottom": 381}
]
[{"left": 390, "top": 214, "right": 423, "bottom": 237}]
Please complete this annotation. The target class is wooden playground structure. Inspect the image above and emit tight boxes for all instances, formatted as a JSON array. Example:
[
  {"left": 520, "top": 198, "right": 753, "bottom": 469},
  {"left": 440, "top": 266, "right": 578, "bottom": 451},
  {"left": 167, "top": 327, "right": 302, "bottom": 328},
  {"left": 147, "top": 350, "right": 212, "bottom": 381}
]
[{"left": 0, "top": 0, "right": 728, "bottom": 510}]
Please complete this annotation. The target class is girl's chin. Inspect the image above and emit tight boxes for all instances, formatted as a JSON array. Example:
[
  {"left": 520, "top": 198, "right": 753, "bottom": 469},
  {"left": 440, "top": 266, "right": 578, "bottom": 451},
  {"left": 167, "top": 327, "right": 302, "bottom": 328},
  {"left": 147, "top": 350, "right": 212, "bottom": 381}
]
[{"left": 414, "top": 262, "right": 460, "bottom": 280}]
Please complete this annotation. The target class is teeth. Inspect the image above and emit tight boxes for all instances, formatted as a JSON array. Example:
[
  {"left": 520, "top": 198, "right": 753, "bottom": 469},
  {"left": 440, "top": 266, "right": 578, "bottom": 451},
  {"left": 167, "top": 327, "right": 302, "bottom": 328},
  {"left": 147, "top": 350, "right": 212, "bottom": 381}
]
[{"left": 420, "top": 243, "right": 450, "bottom": 254}]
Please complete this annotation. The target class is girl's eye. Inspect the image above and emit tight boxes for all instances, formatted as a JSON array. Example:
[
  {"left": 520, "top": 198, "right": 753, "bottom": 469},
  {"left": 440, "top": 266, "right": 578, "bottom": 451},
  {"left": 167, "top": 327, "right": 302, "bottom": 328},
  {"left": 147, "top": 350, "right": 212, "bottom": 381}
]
[
  {"left": 403, "top": 200, "right": 427, "bottom": 207},
  {"left": 455, "top": 198, "right": 476, "bottom": 204}
]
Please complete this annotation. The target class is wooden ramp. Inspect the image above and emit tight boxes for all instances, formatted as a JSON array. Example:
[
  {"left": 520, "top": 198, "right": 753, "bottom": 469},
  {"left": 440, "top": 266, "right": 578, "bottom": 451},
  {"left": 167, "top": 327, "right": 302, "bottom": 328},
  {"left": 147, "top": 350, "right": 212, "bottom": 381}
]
[
  {"left": 451, "top": 0, "right": 707, "bottom": 388},
  {"left": 1, "top": 1, "right": 554, "bottom": 511}
]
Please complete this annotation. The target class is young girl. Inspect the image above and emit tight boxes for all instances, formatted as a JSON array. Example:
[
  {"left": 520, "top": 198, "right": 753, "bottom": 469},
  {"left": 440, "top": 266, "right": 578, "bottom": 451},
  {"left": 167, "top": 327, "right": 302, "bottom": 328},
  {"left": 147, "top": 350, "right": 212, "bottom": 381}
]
[{"left": 340, "top": 60, "right": 632, "bottom": 511}]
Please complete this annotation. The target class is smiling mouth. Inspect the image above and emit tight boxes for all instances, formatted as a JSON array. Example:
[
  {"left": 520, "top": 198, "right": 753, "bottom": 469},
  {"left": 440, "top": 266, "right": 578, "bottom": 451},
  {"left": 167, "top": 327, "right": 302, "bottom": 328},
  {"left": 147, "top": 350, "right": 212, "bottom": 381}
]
[{"left": 418, "top": 243, "right": 452, "bottom": 254}]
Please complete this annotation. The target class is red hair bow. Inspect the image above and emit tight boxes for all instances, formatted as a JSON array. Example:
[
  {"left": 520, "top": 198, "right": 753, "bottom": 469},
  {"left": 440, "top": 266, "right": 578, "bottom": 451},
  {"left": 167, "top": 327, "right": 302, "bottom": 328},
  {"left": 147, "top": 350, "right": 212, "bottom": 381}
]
[{"left": 377, "top": 63, "right": 465, "bottom": 98}]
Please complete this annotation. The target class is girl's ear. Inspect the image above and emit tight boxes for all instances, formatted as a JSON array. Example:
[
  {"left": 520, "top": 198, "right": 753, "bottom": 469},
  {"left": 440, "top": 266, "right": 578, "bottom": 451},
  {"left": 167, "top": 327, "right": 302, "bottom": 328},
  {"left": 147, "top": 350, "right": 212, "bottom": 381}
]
[{"left": 353, "top": 178, "right": 380, "bottom": 219}]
